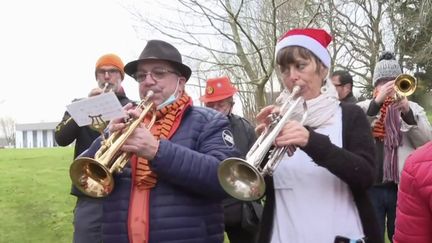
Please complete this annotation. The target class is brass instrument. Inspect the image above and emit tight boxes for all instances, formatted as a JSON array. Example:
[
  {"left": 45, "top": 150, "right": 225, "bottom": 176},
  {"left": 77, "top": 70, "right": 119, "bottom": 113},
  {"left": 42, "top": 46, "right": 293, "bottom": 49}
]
[
  {"left": 394, "top": 74, "right": 416, "bottom": 100},
  {"left": 217, "top": 86, "right": 307, "bottom": 201},
  {"left": 69, "top": 91, "right": 156, "bottom": 198}
]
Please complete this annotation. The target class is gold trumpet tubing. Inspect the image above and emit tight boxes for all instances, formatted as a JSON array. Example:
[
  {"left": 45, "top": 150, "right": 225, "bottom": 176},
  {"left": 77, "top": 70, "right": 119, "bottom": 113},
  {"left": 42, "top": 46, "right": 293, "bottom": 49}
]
[
  {"left": 108, "top": 105, "right": 157, "bottom": 174},
  {"left": 96, "top": 91, "right": 155, "bottom": 167},
  {"left": 109, "top": 152, "right": 129, "bottom": 174},
  {"left": 393, "top": 74, "right": 417, "bottom": 100}
]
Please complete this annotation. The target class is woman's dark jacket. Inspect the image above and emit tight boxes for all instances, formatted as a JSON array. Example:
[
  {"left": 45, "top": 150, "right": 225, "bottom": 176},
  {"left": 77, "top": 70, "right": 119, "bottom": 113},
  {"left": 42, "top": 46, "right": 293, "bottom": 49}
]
[{"left": 257, "top": 103, "right": 382, "bottom": 243}]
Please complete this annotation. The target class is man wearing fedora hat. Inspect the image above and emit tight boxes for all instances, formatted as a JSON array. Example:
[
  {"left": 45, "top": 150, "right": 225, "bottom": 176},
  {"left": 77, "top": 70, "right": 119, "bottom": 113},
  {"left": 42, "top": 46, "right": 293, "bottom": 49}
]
[
  {"left": 79, "top": 40, "right": 238, "bottom": 243},
  {"left": 200, "top": 76, "right": 261, "bottom": 243},
  {"left": 55, "top": 53, "right": 131, "bottom": 243}
]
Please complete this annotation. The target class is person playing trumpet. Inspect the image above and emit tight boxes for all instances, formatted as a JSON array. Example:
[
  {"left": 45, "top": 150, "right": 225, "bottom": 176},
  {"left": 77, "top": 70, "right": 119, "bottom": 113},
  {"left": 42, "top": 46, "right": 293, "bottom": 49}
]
[
  {"left": 79, "top": 40, "right": 238, "bottom": 243},
  {"left": 55, "top": 53, "right": 131, "bottom": 243},
  {"left": 356, "top": 51, "right": 432, "bottom": 243},
  {"left": 255, "top": 28, "right": 380, "bottom": 243}
]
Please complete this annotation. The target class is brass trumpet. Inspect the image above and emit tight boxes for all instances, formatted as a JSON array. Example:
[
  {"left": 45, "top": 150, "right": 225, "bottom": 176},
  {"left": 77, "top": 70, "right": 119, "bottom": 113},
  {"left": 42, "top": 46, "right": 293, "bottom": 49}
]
[
  {"left": 69, "top": 91, "right": 156, "bottom": 198},
  {"left": 394, "top": 74, "right": 416, "bottom": 100},
  {"left": 217, "top": 86, "right": 307, "bottom": 201}
]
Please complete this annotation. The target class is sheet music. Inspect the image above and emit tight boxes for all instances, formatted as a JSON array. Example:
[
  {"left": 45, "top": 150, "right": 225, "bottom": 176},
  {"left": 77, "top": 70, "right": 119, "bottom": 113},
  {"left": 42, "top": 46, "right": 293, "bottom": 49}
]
[{"left": 66, "top": 92, "right": 126, "bottom": 127}]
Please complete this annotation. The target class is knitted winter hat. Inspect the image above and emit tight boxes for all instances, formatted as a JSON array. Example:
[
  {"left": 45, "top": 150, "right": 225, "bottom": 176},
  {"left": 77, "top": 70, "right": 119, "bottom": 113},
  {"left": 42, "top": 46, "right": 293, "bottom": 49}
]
[
  {"left": 95, "top": 53, "right": 125, "bottom": 80},
  {"left": 275, "top": 28, "right": 332, "bottom": 67},
  {"left": 372, "top": 52, "right": 402, "bottom": 86}
]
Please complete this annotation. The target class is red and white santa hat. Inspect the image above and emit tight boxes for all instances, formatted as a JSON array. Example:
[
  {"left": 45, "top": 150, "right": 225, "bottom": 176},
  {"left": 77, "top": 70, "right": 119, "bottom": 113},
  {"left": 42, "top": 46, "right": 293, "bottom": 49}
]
[{"left": 275, "top": 28, "right": 332, "bottom": 68}]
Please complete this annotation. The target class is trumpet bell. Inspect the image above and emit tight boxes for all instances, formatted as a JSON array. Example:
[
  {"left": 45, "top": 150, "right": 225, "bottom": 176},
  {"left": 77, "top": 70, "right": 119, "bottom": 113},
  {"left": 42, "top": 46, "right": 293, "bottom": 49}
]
[
  {"left": 395, "top": 74, "right": 416, "bottom": 97},
  {"left": 70, "top": 157, "right": 114, "bottom": 198},
  {"left": 217, "top": 157, "right": 266, "bottom": 201}
]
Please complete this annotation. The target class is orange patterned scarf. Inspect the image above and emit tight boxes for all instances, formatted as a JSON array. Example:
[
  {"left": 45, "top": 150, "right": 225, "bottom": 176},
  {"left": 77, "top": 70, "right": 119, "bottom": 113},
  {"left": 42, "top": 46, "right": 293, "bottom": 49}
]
[
  {"left": 372, "top": 96, "right": 393, "bottom": 140},
  {"left": 134, "top": 93, "right": 191, "bottom": 189},
  {"left": 129, "top": 93, "right": 192, "bottom": 243}
]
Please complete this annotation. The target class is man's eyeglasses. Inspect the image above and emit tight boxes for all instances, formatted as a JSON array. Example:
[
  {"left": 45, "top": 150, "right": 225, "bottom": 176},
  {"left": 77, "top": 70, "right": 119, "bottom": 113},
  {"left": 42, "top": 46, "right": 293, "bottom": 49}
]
[
  {"left": 133, "top": 68, "right": 179, "bottom": 82},
  {"left": 96, "top": 68, "right": 120, "bottom": 76}
]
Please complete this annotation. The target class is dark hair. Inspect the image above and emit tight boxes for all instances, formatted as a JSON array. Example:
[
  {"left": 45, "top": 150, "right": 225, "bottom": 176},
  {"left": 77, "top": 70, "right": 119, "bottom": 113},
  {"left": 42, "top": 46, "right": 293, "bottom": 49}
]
[
  {"left": 276, "top": 46, "right": 324, "bottom": 73},
  {"left": 331, "top": 70, "right": 353, "bottom": 85}
]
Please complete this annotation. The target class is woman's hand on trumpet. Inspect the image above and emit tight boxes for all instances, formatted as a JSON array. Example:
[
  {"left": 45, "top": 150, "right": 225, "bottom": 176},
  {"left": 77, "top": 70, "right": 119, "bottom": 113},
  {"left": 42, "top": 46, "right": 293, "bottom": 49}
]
[
  {"left": 255, "top": 104, "right": 309, "bottom": 148},
  {"left": 108, "top": 103, "right": 159, "bottom": 160},
  {"left": 255, "top": 105, "right": 278, "bottom": 135},
  {"left": 274, "top": 120, "right": 309, "bottom": 148}
]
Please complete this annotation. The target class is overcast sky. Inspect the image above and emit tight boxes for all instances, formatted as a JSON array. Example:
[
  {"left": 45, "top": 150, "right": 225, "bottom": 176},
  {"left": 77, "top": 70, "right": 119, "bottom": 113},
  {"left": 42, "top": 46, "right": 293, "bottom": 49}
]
[{"left": 0, "top": 0, "right": 203, "bottom": 124}]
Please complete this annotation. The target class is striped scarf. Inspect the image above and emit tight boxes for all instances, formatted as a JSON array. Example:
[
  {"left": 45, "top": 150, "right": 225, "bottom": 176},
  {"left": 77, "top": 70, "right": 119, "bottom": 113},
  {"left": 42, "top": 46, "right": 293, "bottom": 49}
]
[
  {"left": 135, "top": 94, "right": 191, "bottom": 189},
  {"left": 372, "top": 96, "right": 402, "bottom": 183}
]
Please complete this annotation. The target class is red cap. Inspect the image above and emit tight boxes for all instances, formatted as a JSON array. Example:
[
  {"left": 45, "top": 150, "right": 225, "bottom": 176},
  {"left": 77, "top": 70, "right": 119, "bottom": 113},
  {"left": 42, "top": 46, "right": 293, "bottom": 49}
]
[
  {"left": 199, "top": 76, "right": 238, "bottom": 103},
  {"left": 276, "top": 28, "right": 332, "bottom": 67}
]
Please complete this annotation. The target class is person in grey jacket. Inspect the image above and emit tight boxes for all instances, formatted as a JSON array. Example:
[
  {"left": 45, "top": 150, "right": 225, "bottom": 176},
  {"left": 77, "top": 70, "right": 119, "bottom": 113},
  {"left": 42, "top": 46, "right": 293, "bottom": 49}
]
[{"left": 356, "top": 51, "right": 432, "bottom": 243}]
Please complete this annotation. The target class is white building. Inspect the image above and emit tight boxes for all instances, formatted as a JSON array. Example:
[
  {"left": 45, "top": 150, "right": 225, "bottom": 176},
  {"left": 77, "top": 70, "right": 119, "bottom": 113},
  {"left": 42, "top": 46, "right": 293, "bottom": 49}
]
[{"left": 15, "top": 122, "right": 59, "bottom": 148}]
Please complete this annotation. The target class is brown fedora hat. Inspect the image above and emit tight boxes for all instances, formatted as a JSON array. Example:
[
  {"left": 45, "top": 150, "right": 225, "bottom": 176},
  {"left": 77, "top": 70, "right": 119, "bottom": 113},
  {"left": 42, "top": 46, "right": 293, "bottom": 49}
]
[{"left": 124, "top": 40, "right": 192, "bottom": 81}]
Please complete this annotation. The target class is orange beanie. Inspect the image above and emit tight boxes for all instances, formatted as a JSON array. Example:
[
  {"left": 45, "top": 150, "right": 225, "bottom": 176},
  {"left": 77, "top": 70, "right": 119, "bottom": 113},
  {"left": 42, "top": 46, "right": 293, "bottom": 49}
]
[{"left": 95, "top": 54, "right": 125, "bottom": 80}]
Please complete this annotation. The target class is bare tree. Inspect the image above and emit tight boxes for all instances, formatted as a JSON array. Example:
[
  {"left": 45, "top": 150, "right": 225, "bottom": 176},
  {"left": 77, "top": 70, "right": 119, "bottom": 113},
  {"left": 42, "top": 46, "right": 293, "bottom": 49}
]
[
  {"left": 318, "top": 0, "right": 390, "bottom": 98},
  {"left": 128, "top": 0, "right": 322, "bottom": 121},
  {"left": 0, "top": 117, "right": 15, "bottom": 147}
]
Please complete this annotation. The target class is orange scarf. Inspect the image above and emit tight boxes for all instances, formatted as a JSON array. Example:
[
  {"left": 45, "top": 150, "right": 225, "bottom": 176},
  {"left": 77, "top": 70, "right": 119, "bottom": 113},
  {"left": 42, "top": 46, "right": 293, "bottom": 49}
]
[
  {"left": 372, "top": 96, "right": 393, "bottom": 140},
  {"left": 134, "top": 94, "right": 191, "bottom": 189},
  {"left": 128, "top": 93, "right": 191, "bottom": 243}
]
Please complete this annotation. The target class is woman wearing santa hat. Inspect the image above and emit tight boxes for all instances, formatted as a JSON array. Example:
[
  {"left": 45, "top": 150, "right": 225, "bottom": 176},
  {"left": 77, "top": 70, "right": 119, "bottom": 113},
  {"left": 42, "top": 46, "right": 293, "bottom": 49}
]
[{"left": 256, "top": 28, "right": 381, "bottom": 243}]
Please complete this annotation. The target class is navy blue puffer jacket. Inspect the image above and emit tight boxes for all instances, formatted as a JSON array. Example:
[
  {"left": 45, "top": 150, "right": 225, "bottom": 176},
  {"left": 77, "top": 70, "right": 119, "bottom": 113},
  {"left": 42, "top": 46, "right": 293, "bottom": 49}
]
[{"left": 81, "top": 106, "right": 239, "bottom": 243}]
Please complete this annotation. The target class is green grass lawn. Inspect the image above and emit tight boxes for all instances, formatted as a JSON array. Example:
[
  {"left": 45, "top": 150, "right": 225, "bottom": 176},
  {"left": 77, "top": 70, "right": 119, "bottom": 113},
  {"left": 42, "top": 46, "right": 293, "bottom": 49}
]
[
  {"left": 0, "top": 147, "right": 75, "bottom": 243},
  {"left": 0, "top": 147, "right": 390, "bottom": 243}
]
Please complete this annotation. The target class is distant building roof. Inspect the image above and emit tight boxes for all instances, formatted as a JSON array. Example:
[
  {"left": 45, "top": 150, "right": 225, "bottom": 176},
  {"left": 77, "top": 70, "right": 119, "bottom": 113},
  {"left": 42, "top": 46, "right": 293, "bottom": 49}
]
[{"left": 15, "top": 122, "right": 58, "bottom": 131}]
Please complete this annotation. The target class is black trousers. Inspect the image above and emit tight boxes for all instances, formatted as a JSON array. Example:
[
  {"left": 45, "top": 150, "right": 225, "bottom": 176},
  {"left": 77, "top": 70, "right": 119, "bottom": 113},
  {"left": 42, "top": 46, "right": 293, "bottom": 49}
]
[
  {"left": 226, "top": 225, "right": 257, "bottom": 243},
  {"left": 223, "top": 198, "right": 261, "bottom": 243}
]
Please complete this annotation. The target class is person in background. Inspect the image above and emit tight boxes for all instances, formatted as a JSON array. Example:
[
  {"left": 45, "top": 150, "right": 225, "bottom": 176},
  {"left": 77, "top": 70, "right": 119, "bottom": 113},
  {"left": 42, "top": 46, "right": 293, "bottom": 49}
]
[
  {"left": 200, "top": 76, "right": 261, "bottom": 243},
  {"left": 331, "top": 70, "right": 357, "bottom": 103},
  {"left": 55, "top": 53, "right": 131, "bottom": 243},
  {"left": 393, "top": 141, "right": 432, "bottom": 243},
  {"left": 256, "top": 28, "right": 380, "bottom": 243},
  {"left": 356, "top": 51, "right": 432, "bottom": 243},
  {"left": 80, "top": 40, "right": 238, "bottom": 243}
]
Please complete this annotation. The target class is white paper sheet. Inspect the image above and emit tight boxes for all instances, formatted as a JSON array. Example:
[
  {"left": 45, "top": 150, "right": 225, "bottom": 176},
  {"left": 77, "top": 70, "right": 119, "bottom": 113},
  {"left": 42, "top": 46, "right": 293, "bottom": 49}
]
[{"left": 66, "top": 92, "right": 126, "bottom": 127}]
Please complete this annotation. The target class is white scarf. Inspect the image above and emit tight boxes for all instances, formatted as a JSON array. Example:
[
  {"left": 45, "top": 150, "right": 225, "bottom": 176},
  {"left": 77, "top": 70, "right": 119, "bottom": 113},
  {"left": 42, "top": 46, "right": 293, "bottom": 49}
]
[{"left": 276, "top": 79, "right": 340, "bottom": 128}]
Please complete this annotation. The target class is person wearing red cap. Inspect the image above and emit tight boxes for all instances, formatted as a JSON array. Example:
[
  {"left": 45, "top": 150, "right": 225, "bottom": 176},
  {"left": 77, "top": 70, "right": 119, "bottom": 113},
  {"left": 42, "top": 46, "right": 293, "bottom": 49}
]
[
  {"left": 200, "top": 76, "right": 261, "bottom": 243},
  {"left": 255, "top": 28, "right": 380, "bottom": 243},
  {"left": 55, "top": 53, "right": 131, "bottom": 243}
]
